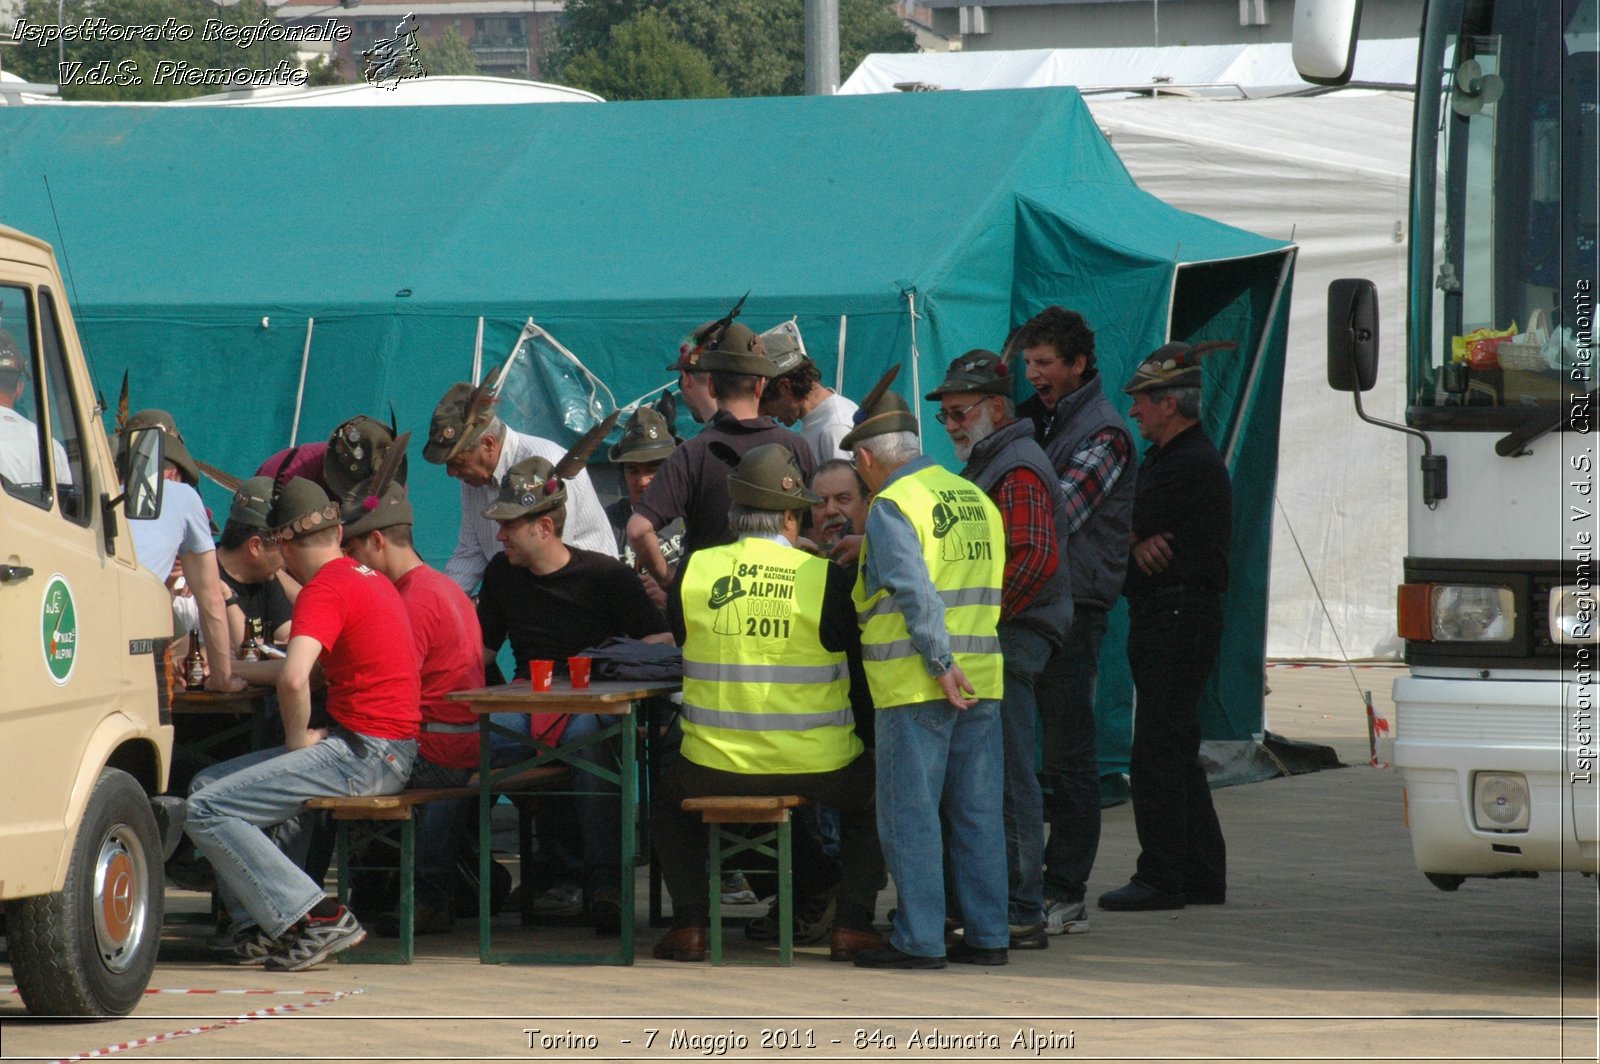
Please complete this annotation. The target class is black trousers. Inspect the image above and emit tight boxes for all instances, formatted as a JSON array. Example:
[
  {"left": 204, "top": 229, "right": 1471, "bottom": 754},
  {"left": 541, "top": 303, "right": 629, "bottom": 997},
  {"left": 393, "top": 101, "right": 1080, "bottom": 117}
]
[
  {"left": 1126, "top": 590, "right": 1227, "bottom": 898},
  {"left": 652, "top": 752, "right": 883, "bottom": 929}
]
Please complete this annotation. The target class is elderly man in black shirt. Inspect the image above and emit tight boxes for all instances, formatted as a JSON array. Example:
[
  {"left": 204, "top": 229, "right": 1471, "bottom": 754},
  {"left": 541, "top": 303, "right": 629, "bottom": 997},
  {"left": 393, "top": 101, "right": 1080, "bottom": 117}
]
[{"left": 1098, "top": 341, "right": 1233, "bottom": 914}]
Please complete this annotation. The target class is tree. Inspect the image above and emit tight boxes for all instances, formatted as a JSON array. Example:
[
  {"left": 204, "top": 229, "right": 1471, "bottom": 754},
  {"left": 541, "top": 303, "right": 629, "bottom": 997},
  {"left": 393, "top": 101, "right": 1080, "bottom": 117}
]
[
  {"left": 421, "top": 26, "right": 478, "bottom": 77},
  {"left": 7, "top": 0, "right": 301, "bottom": 101},
  {"left": 562, "top": 10, "right": 728, "bottom": 100},
  {"left": 548, "top": 0, "right": 914, "bottom": 98}
]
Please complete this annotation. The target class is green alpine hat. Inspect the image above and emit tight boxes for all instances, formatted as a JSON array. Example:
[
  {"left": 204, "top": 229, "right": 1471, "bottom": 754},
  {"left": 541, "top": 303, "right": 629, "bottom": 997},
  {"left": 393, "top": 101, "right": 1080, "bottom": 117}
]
[
  {"left": 925, "top": 349, "right": 1012, "bottom": 399},
  {"left": 696, "top": 323, "right": 782, "bottom": 378},
  {"left": 121, "top": 409, "right": 200, "bottom": 486},
  {"left": 609, "top": 406, "right": 677, "bottom": 464},
  {"left": 423, "top": 380, "right": 495, "bottom": 464},
  {"left": 666, "top": 320, "right": 716, "bottom": 372},
  {"left": 728, "top": 444, "right": 822, "bottom": 512},
  {"left": 839, "top": 366, "right": 918, "bottom": 451},
  {"left": 325, "top": 415, "right": 405, "bottom": 498},
  {"left": 341, "top": 479, "right": 414, "bottom": 539},
  {"left": 482, "top": 455, "right": 564, "bottom": 522},
  {"left": 267, "top": 476, "right": 341, "bottom": 542},
  {"left": 1123, "top": 339, "right": 1237, "bottom": 395},
  {"left": 227, "top": 475, "right": 275, "bottom": 532}
]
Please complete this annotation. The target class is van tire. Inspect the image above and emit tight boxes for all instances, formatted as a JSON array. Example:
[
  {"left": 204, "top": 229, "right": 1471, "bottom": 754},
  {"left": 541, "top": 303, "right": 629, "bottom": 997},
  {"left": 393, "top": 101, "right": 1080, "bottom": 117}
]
[{"left": 9, "top": 768, "right": 165, "bottom": 1017}]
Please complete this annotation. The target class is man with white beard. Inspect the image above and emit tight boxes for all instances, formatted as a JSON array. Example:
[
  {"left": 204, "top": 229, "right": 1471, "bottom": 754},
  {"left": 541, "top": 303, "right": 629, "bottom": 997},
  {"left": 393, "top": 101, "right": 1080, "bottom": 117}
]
[{"left": 926, "top": 349, "right": 1072, "bottom": 951}]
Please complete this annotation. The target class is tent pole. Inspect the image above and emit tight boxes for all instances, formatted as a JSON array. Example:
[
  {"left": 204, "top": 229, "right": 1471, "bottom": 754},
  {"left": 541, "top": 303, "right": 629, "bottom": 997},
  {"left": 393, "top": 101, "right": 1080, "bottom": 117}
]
[
  {"left": 835, "top": 315, "right": 847, "bottom": 390},
  {"left": 289, "top": 317, "right": 314, "bottom": 447},
  {"left": 472, "top": 316, "right": 485, "bottom": 385},
  {"left": 1223, "top": 248, "right": 1296, "bottom": 465},
  {"left": 905, "top": 291, "right": 922, "bottom": 439}
]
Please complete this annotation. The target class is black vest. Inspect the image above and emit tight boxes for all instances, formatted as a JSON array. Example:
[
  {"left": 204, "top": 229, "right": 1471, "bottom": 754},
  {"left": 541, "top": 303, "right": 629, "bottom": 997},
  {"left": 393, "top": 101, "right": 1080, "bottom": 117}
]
[
  {"left": 1020, "top": 375, "right": 1136, "bottom": 610},
  {"left": 961, "top": 418, "right": 1073, "bottom": 644}
]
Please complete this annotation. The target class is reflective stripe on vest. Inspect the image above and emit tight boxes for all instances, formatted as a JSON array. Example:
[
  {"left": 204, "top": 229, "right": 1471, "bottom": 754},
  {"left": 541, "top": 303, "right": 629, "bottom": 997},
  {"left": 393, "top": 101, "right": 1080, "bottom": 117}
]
[
  {"left": 853, "top": 464, "right": 1005, "bottom": 706},
  {"left": 681, "top": 538, "right": 859, "bottom": 774}
]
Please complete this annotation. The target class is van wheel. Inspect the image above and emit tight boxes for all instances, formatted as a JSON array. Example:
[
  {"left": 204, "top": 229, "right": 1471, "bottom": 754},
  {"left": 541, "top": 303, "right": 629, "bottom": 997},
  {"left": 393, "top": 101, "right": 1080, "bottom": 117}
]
[{"left": 9, "top": 768, "right": 165, "bottom": 1017}]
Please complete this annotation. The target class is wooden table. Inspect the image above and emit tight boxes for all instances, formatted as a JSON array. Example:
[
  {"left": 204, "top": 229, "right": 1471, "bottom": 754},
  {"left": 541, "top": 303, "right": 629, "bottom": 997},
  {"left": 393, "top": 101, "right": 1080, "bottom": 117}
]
[{"left": 446, "top": 678, "right": 681, "bottom": 965}]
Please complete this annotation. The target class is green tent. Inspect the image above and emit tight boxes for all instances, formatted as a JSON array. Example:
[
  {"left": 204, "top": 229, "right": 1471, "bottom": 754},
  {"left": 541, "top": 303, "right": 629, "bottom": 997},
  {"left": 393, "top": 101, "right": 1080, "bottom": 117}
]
[{"left": 0, "top": 86, "right": 1294, "bottom": 772}]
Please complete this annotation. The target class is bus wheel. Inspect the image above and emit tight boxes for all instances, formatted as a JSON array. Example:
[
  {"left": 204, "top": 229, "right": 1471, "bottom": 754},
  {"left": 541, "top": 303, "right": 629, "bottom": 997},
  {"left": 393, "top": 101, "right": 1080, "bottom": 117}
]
[
  {"left": 1424, "top": 872, "right": 1466, "bottom": 892},
  {"left": 9, "top": 768, "right": 165, "bottom": 1017}
]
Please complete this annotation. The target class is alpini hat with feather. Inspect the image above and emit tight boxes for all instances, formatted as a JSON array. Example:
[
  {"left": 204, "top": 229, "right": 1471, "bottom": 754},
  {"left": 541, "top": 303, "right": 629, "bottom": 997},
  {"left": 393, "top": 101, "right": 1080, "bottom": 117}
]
[
  {"left": 340, "top": 431, "right": 413, "bottom": 538},
  {"left": 482, "top": 412, "right": 620, "bottom": 522},
  {"left": 728, "top": 444, "right": 821, "bottom": 512},
  {"left": 839, "top": 365, "right": 917, "bottom": 451},
  {"left": 1122, "top": 339, "right": 1237, "bottom": 395},
  {"left": 267, "top": 477, "right": 341, "bottom": 542},
  {"left": 424, "top": 372, "right": 499, "bottom": 465}
]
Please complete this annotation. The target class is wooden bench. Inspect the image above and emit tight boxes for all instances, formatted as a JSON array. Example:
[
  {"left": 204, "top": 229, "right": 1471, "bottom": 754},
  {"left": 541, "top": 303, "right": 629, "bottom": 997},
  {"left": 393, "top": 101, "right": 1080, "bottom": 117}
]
[
  {"left": 681, "top": 796, "right": 809, "bottom": 966},
  {"left": 308, "top": 765, "right": 570, "bottom": 963}
]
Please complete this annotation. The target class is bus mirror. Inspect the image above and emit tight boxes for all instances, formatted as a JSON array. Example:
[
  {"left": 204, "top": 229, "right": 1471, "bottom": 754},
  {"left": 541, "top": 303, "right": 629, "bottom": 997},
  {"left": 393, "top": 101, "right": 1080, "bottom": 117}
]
[
  {"left": 1327, "top": 278, "right": 1379, "bottom": 393},
  {"left": 1292, "top": 0, "right": 1362, "bottom": 86},
  {"left": 123, "top": 427, "right": 165, "bottom": 520}
]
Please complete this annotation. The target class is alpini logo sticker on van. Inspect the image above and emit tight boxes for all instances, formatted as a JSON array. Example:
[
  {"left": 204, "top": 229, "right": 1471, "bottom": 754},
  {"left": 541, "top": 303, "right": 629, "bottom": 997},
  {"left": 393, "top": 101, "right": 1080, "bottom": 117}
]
[{"left": 41, "top": 574, "right": 78, "bottom": 685}]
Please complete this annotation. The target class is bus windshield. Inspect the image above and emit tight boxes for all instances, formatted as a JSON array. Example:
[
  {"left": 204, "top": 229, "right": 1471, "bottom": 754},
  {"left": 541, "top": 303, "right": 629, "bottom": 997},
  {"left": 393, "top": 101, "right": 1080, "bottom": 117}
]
[{"left": 1410, "top": 0, "right": 1597, "bottom": 423}]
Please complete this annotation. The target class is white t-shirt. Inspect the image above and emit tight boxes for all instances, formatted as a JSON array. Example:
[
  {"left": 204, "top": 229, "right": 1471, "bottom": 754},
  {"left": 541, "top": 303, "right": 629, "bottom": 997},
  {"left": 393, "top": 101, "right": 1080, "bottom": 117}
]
[
  {"left": 801, "top": 392, "right": 860, "bottom": 464},
  {"left": 130, "top": 480, "right": 214, "bottom": 580},
  {"left": 0, "top": 406, "right": 73, "bottom": 489}
]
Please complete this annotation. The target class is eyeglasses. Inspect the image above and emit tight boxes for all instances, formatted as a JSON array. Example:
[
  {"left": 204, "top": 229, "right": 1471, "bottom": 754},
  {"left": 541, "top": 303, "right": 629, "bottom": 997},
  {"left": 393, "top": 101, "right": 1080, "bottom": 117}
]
[{"left": 935, "top": 398, "right": 986, "bottom": 426}]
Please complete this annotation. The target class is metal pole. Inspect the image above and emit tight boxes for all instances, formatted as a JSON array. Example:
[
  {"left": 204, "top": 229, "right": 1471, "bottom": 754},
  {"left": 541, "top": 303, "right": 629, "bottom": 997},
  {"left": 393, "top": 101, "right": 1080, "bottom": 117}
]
[{"left": 804, "top": 0, "right": 839, "bottom": 96}]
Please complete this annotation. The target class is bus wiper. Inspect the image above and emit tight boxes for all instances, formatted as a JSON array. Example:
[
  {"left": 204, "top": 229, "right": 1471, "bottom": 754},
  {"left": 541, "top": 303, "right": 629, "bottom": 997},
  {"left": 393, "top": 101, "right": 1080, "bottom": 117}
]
[{"left": 1494, "top": 407, "right": 1565, "bottom": 457}]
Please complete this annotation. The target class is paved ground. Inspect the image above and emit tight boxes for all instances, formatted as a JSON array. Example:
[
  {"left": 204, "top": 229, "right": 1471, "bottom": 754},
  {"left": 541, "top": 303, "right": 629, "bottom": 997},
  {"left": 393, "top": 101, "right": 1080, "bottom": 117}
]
[{"left": 4, "top": 665, "right": 1597, "bottom": 1063}]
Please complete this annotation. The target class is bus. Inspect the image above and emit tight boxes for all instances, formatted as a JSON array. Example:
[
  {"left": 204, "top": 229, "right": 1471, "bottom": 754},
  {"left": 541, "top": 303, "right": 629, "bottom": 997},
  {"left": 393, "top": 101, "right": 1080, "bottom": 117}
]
[{"left": 1296, "top": 0, "right": 1597, "bottom": 889}]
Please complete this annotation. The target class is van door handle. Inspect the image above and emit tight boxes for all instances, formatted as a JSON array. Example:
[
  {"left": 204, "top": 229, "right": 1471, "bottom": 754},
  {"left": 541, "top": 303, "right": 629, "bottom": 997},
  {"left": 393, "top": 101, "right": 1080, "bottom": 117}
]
[{"left": 0, "top": 564, "right": 35, "bottom": 582}]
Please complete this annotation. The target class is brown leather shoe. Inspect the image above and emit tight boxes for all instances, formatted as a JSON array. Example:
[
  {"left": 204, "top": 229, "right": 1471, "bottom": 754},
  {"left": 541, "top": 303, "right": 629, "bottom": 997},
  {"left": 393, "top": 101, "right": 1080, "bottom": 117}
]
[
  {"left": 651, "top": 926, "right": 708, "bottom": 962},
  {"left": 828, "top": 925, "right": 888, "bottom": 962}
]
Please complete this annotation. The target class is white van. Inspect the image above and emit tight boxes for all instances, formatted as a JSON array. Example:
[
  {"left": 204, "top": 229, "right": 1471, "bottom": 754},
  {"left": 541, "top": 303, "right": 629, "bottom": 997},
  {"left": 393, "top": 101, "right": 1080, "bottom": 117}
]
[{"left": 0, "top": 224, "right": 178, "bottom": 1016}]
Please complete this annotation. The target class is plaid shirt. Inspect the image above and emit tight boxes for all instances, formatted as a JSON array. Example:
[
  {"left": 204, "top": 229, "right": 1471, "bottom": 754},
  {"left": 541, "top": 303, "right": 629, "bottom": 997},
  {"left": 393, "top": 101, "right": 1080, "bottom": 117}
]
[
  {"left": 1059, "top": 427, "right": 1133, "bottom": 535},
  {"left": 994, "top": 467, "right": 1060, "bottom": 620}
]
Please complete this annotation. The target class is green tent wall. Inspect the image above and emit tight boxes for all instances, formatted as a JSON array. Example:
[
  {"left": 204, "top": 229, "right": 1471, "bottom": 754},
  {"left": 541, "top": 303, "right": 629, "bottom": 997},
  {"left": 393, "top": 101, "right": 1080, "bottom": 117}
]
[{"left": 0, "top": 86, "right": 1294, "bottom": 771}]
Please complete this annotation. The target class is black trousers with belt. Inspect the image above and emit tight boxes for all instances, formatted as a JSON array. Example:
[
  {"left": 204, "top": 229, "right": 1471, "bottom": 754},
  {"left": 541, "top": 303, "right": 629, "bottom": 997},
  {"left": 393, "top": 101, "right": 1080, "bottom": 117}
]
[{"left": 1126, "top": 588, "right": 1227, "bottom": 898}]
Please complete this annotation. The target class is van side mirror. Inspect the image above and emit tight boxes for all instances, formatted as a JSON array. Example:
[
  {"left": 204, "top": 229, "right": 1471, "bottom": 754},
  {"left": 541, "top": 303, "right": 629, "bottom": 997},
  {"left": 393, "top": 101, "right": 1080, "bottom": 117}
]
[
  {"left": 1327, "top": 278, "right": 1379, "bottom": 392},
  {"left": 1292, "top": 0, "right": 1363, "bottom": 86},
  {"left": 123, "top": 427, "right": 165, "bottom": 520}
]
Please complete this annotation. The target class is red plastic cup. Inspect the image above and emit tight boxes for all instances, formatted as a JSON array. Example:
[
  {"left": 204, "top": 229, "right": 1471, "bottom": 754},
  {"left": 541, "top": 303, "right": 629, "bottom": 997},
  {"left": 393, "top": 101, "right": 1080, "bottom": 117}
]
[
  {"left": 568, "top": 656, "right": 593, "bottom": 689},
  {"left": 530, "top": 659, "right": 554, "bottom": 692}
]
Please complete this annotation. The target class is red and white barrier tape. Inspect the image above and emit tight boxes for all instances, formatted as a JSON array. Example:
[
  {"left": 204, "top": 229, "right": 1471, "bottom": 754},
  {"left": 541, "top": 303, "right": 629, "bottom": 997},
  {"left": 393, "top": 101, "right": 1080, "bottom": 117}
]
[
  {"left": 6, "top": 986, "right": 333, "bottom": 996},
  {"left": 44, "top": 987, "right": 360, "bottom": 1064}
]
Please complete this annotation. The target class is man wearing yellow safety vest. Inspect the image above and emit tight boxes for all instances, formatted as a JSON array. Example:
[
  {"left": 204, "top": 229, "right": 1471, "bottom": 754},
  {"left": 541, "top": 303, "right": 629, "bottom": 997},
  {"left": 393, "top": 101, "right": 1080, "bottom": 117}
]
[
  {"left": 842, "top": 372, "right": 1011, "bottom": 970},
  {"left": 652, "top": 445, "right": 886, "bottom": 965}
]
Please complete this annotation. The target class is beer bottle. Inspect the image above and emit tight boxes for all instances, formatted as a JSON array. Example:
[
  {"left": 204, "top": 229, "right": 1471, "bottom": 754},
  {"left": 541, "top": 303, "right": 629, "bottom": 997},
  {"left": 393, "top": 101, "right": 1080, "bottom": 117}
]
[
  {"left": 184, "top": 629, "right": 206, "bottom": 687},
  {"left": 240, "top": 618, "right": 263, "bottom": 662}
]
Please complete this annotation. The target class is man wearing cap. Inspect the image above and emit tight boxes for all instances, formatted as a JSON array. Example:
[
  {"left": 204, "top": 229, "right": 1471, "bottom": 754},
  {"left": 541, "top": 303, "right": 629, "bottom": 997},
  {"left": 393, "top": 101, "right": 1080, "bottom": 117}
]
[
  {"left": 425, "top": 384, "right": 616, "bottom": 595},
  {"left": 928, "top": 349, "right": 1072, "bottom": 951},
  {"left": 479, "top": 455, "right": 671, "bottom": 929},
  {"left": 759, "top": 332, "right": 859, "bottom": 462},
  {"left": 186, "top": 477, "right": 421, "bottom": 971},
  {"left": 652, "top": 444, "right": 885, "bottom": 964},
  {"left": 118, "top": 409, "right": 242, "bottom": 695},
  {"left": 626, "top": 323, "right": 816, "bottom": 611},
  {"left": 1013, "top": 306, "right": 1136, "bottom": 936},
  {"left": 254, "top": 414, "right": 404, "bottom": 498},
  {"left": 341, "top": 477, "right": 484, "bottom": 934},
  {"left": 842, "top": 378, "right": 1009, "bottom": 970},
  {"left": 216, "top": 476, "right": 296, "bottom": 648},
  {"left": 1098, "top": 342, "right": 1232, "bottom": 913},
  {"left": 605, "top": 406, "right": 684, "bottom": 610},
  {"left": 0, "top": 331, "right": 71, "bottom": 491}
]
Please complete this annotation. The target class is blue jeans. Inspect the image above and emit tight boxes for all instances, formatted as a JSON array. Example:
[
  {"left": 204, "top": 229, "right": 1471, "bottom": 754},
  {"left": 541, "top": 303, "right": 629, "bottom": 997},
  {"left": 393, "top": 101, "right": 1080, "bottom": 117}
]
[
  {"left": 408, "top": 758, "right": 475, "bottom": 914},
  {"left": 876, "top": 698, "right": 1007, "bottom": 957},
  {"left": 997, "top": 623, "right": 1048, "bottom": 925},
  {"left": 561, "top": 712, "right": 624, "bottom": 896},
  {"left": 186, "top": 729, "right": 416, "bottom": 938},
  {"left": 1039, "top": 604, "right": 1106, "bottom": 904}
]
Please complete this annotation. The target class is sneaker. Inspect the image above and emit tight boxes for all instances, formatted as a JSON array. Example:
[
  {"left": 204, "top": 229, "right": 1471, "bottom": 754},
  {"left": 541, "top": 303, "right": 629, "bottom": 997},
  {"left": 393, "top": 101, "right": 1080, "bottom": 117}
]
[
  {"left": 1043, "top": 897, "right": 1090, "bottom": 935},
  {"left": 744, "top": 891, "right": 836, "bottom": 944},
  {"left": 720, "top": 873, "right": 758, "bottom": 905},
  {"left": 212, "top": 925, "right": 283, "bottom": 966},
  {"left": 264, "top": 907, "right": 366, "bottom": 972},
  {"left": 529, "top": 882, "right": 584, "bottom": 916}
]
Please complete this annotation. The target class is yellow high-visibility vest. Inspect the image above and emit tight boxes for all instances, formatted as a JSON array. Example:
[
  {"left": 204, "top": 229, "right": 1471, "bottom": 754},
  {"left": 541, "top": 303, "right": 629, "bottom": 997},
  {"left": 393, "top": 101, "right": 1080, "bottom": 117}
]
[
  {"left": 853, "top": 463, "right": 1005, "bottom": 707},
  {"left": 681, "top": 537, "right": 860, "bottom": 774}
]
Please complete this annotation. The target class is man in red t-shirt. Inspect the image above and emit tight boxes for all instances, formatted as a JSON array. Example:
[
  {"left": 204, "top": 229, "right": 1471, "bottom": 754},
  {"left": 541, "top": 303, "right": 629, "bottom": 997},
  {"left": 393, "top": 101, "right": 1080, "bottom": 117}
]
[
  {"left": 186, "top": 478, "right": 420, "bottom": 972},
  {"left": 342, "top": 478, "right": 484, "bottom": 933}
]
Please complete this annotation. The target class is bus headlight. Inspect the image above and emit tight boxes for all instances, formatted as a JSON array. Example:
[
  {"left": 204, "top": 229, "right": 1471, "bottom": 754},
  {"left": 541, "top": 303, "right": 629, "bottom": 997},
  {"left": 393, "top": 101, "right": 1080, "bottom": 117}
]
[
  {"left": 1472, "top": 772, "right": 1529, "bottom": 831},
  {"left": 1398, "top": 583, "right": 1515, "bottom": 642},
  {"left": 1549, "top": 586, "right": 1598, "bottom": 644}
]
